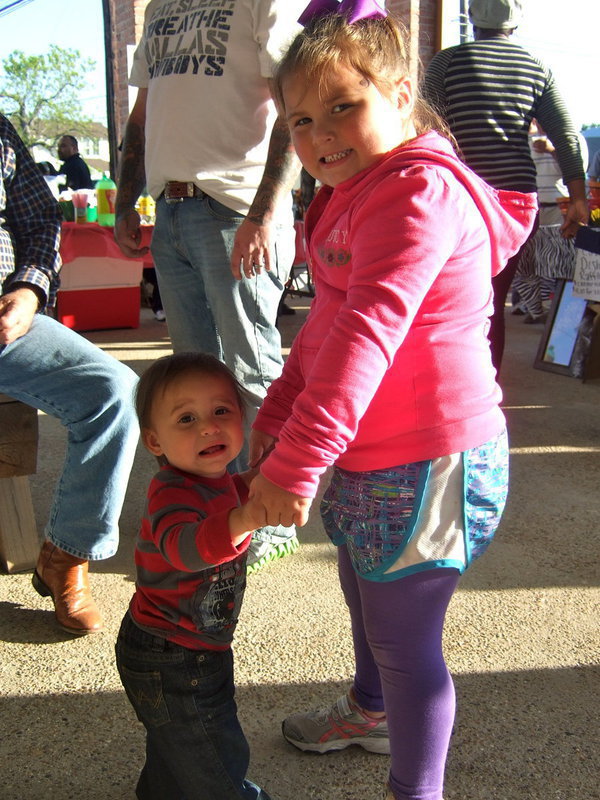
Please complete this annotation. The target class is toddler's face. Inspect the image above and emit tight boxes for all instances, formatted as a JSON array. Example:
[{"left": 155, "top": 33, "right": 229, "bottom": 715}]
[
  {"left": 143, "top": 372, "right": 244, "bottom": 479},
  {"left": 282, "top": 61, "right": 414, "bottom": 187}
]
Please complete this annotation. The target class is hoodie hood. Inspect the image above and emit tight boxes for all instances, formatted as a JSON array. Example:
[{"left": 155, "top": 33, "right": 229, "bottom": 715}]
[{"left": 308, "top": 131, "right": 538, "bottom": 277}]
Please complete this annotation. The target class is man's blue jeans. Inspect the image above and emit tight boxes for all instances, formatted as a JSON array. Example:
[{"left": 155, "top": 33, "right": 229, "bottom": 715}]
[
  {"left": 0, "top": 314, "right": 139, "bottom": 560},
  {"left": 116, "top": 613, "right": 272, "bottom": 800},
  {"left": 151, "top": 194, "right": 296, "bottom": 547},
  {"left": 151, "top": 193, "right": 295, "bottom": 471}
]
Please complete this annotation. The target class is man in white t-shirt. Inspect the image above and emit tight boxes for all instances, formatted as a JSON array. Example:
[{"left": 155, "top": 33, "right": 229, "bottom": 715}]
[{"left": 114, "top": 0, "right": 305, "bottom": 570}]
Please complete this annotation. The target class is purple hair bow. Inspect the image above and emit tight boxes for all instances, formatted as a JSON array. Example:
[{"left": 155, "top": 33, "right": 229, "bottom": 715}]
[{"left": 298, "top": 0, "right": 387, "bottom": 26}]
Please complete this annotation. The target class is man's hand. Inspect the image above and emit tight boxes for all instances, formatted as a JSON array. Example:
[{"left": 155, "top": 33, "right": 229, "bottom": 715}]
[
  {"left": 248, "top": 429, "right": 278, "bottom": 469},
  {"left": 0, "top": 287, "right": 39, "bottom": 345},
  {"left": 561, "top": 197, "right": 589, "bottom": 239},
  {"left": 249, "top": 472, "right": 312, "bottom": 528},
  {"left": 532, "top": 137, "right": 555, "bottom": 156},
  {"left": 114, "top": 208, "right": 149, "bottom": 258},
  {"left": 230, "top": 218, "right": 272, "bottom": 281},
  {"left": 561, "top": 179, "right": 589, "bottom": 239}
]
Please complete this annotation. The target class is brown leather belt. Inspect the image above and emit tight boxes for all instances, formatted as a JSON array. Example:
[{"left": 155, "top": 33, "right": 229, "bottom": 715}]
[{"left": 163, "top": 181, "right": 205, "bottom": 202}]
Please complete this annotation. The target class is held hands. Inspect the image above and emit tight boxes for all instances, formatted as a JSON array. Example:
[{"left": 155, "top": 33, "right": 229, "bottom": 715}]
[
  {"left": 230, "top": 218, "right": 272, "bottom": 281},
  {"left": 248, "top": 472, "right": 312, "bottom": 529},
  {"left": 114, "top": 208, "right": 150, "bottom": 258},
  {"left": 0, "top": 288, "right": 39, "bottom": 345},
  {"left": 228, "top": 494, "right": 269, "bottom": 547}
]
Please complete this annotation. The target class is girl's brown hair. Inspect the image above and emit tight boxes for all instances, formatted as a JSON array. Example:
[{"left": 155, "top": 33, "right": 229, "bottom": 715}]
[{"left": 273, "top": 12, "right": 453, "bottom": 142}]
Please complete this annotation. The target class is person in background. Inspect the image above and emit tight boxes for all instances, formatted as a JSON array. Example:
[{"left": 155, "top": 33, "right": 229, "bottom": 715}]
[
  {"left": 57, "top": 134, "right": 95, "bottom": 192},
  {"left": 423, "top": 0, "right": 588, "bottom": 375},
  {"left": 114, "top": 0, "right": 306, "bottom": 572},
  {"left": 247, "top": 5, "right": 536, "bottom": 799},
  {"left": 512, "top": 120, "right": 588, "bottom": 323},
  {"left": 116, "top": 352, "right": 272, "bottom": 800},
  {"left": 588, "top": 148, "right": 600, "bottom": 181},
  {"left": 143, "top": 265, "right": 165, "bottom": 321},
  {"left": 37, "top": 160, "right": 62, "bottom": 200},
  {"left": 0, "top": 113, "right": 138, "bottom": 635}
]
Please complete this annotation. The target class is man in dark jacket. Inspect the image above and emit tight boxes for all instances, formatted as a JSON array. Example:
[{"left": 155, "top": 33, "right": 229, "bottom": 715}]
[{"left": 57, "top": 134, "right": 95, "bottom": 190}]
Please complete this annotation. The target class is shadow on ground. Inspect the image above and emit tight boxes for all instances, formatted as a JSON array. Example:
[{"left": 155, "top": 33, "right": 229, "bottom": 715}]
[{"left": 0, "top": 665, "right": 597, "bottom": 800}]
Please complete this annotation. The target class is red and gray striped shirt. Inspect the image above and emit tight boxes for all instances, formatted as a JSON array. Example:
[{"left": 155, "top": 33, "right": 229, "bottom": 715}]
[{"left": 129, "top": 465, "right": 251, "bottom": 650}]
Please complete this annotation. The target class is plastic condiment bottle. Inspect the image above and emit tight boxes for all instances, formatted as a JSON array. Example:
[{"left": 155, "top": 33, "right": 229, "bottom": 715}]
[
  {"left": 96, "top": 173, "right": 117, "bottom": 226},
  {"left": 137, "top": 190, "right": 156, "bottom": 225}
]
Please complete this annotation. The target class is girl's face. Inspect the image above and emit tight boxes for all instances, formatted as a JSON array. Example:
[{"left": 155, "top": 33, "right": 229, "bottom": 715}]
[
  {"left": 283, "top": 61, "right": 415, "bottom": 187},
  {"left": 143, "top": 373, "right": 244, "bottom": 479}
]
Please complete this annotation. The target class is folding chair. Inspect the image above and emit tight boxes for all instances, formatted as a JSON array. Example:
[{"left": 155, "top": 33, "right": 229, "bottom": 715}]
[{"left": 283, "top": 221, "right": 315, "bottom": 300}]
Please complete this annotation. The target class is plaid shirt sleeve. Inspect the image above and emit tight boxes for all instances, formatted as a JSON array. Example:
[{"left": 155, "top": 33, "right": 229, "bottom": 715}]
[{"left": 0, "top": 115, "right": 62, "bottom": 309}]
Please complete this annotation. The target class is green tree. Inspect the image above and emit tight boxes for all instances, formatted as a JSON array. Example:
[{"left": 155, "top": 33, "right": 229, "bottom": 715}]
[{"left": 0, "top": 45, "right": 96, "bottom": 149}]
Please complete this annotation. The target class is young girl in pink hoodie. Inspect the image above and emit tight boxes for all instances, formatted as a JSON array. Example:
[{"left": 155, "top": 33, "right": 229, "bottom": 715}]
[{"left": 248, "top": 4, "right": 537, "bottom": 798}]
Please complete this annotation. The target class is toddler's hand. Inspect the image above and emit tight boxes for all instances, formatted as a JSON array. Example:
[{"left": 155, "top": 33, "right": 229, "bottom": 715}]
[{"left": 229, "top": 496, "right": 267, "bottom": 547}]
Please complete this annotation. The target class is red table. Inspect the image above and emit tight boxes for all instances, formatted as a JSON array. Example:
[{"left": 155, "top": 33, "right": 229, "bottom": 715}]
[{"left": 57, "top": 223, "right": 150, "bottom": 331}]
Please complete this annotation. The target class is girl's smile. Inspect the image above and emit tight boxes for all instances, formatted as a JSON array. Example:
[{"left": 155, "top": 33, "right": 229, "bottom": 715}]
[{"left": 283, "top": 61, "right": 415, "bottom": 187}]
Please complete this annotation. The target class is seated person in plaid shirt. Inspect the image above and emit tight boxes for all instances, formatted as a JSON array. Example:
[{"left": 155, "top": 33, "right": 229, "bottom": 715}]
[{"left": 0, "top": 114, "right": 138, "bottom": 635}]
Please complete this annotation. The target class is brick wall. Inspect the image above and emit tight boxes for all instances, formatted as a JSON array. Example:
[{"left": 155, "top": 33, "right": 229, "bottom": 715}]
[
  {"left": 104, "top": 0, "right": 150, "bottom": 174},
  {"left": 388, "top": 0, "right": 441, "bottom": 78}
]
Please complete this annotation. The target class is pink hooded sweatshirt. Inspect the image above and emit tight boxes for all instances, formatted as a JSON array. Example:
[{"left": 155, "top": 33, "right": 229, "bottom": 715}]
[{"left": 255, "top": 132, "right": 537, "bottom": 498}]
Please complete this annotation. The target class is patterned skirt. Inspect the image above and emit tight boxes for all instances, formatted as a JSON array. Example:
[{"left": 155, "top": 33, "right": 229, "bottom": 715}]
[{"left": 321, "top": 430, "right": 509, "bottom": 582}]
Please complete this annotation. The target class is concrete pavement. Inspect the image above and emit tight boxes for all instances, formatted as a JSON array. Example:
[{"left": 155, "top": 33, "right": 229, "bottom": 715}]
[{"left": 0, "top": 303, "right": 598, "bottom": 800}]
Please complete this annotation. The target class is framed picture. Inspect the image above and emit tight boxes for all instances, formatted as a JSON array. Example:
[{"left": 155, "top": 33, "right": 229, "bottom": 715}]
[{"left": 534, "top": 280, "right": 590, "bottom": 376}]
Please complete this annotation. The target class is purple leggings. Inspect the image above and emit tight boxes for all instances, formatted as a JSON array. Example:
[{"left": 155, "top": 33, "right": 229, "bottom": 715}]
[{"left": 338, "top": 546, "right": 460, "bottom": 800}]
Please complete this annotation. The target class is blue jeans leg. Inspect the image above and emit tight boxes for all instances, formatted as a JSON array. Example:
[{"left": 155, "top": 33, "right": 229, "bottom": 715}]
[
  {"left": 151, "top": 195, "right": 296, "bottom": 545},
  {"left": 0, "top": 314, "right": 139, "bottom": 559},
  {"left": 115, "top": 614, "right": 272, "bottom": 800}
]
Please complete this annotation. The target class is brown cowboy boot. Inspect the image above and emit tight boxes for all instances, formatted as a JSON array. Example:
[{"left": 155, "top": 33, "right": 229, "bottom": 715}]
[{"left": 32, "top": 540, "right": 104, "bottom": 635}]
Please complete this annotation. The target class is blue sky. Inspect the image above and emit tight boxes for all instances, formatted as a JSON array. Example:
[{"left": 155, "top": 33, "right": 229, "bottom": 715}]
[
  {"left": 0, "top": 0, "right": 107, "bottom": 121},
  {"left": 0, "top": 0, "right": 599, "bottom": 128}
]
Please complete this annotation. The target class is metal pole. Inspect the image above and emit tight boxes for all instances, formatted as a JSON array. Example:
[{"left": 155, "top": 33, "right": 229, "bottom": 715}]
[
  {"left": 459, "top": 0, "right": 469, "bottom": 42},
  {"left": 102, "top": 0, "right": 118, "bottom": 181}
]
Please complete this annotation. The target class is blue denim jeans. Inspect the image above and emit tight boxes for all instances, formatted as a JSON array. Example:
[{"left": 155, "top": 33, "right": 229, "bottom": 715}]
[
  {"left": 151, "top": 194, "right": 296, "bottom": 547},
  {"left": 116, "top": 613, "right": 272, "bottom": 800},
  {"left": 151, "top": 194, "right": 295, "bottom": 471},
  {"left": 0, "top": 313, "right": 139, "bottom": 560}
]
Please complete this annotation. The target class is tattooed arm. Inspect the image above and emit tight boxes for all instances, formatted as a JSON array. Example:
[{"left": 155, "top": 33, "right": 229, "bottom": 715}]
[
  {"left": 114, "top": 88, "right": 149, "bottom": 258},
  {"left": 230, "top": 106, "right": 301, "bottom": 281}
]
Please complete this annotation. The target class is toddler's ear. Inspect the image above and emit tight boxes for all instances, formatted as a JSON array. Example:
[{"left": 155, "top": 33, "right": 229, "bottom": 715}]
[{"left": 143, "top": 428, "right": 164, "bottom": 457}]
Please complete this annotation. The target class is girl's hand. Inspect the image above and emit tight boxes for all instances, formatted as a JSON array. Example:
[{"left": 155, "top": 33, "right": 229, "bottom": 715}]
[
  {"left": 249, "top": 473, "right": 312, "bottom": 528},
  {"left": 248, "top": 429, "right": 278, "bottom": 468}
]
